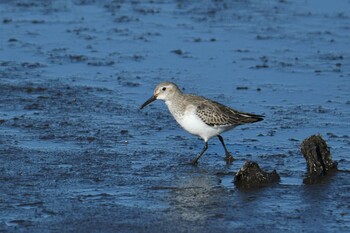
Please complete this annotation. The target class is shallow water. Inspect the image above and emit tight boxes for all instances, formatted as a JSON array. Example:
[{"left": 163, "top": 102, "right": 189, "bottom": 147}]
[{"left": 1, "top": 0, "right": 350, "bottom": 232}]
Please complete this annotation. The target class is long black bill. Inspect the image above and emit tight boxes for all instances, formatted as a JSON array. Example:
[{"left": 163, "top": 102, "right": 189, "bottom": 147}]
[{"left": 140, "top": 95, "right": 157, "bottom": 109}]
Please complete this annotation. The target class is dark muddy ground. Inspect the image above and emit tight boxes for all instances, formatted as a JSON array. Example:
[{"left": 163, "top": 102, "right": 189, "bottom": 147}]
[{"left": 1, "top": 0, "right": 350, "bottom": 232}]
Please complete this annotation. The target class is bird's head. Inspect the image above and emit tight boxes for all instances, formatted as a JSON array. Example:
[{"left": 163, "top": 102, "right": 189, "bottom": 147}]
[{"left": 140, "top": 82, "right": 180, "bottom": 109}]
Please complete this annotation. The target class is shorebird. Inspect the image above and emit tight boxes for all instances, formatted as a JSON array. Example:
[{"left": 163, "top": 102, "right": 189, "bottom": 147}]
[{"left": 140, "top": 82, "right": 263, "bottom": 165}]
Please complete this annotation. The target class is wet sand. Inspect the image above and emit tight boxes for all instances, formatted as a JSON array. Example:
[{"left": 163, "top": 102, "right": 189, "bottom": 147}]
[{"left": 1, "top": 0, "right": 350, "bottom": 232}]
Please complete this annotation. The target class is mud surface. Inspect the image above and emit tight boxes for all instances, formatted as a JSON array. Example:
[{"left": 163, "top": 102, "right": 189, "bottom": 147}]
[{"left": 1, "top": 0, "right": 350, "bottom": 232}]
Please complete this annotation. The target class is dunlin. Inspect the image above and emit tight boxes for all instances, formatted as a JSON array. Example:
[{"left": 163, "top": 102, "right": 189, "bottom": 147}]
[{"left": 140, "top": 82, "right": 263, "bottom": 165}]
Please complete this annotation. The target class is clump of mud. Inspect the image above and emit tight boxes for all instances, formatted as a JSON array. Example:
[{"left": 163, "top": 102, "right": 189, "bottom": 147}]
[
  {"left": 301, "top": 134, "right": 338, "bottom": 184},
  {"left": 234, "top": 161, "right": 280, "bottom": 189}
]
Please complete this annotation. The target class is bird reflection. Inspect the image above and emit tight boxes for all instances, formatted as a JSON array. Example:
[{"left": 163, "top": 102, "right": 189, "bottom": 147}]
[{"left": 167, "top": 174, "right": 224, "bottom": 222}]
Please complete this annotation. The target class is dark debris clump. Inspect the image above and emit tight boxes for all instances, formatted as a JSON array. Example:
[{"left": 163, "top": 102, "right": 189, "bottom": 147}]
[
  {"left": 234, "top": 161, "right": 280, "bottom": 189},
  {"left": 301, "top": 134, "right": 338, "bottom": 184}
]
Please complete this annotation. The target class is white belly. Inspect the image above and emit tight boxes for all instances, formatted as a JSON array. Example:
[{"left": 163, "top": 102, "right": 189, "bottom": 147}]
[{"left": 176, "top": 111, "right": 223, "bottom": 142}]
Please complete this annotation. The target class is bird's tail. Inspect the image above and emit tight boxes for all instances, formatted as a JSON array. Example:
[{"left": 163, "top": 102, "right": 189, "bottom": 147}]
[{"left": 238, "top": 112, "right": 264, "bottom": 124}]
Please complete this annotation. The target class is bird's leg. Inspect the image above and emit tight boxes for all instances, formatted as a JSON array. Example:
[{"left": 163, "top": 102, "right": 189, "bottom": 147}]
[
  {"left": 191, "top": 142, "right": 208, "bottom": 165},
  {"left": 217, "top": 135, "right": 234, "bottom": 164}
]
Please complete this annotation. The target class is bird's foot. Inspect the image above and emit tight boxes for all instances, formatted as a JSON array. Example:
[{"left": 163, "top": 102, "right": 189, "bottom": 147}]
[
  {"left": 190, "top": 159, "right": 199, "bottom": 166},
  {"left": 225, "top": 153, "right": 234, "bottom": 164},
  {"left": 181, "top": 160, "right": 198, "bottom": 166}
]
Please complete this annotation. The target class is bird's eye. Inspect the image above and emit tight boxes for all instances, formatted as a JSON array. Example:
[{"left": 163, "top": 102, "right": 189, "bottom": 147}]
[{"left": 162, "top": 87, "right": 167, "bottom": 91}]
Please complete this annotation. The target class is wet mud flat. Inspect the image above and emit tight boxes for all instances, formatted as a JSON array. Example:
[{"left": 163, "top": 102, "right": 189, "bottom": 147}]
[{"left": 1, "top": 0, "right": 350, "bottom": 232}]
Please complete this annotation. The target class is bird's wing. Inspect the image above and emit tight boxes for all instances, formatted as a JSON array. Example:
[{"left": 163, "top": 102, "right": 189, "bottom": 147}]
[{"left": 195, "top": 98, "right": 263, "bottom": 127}]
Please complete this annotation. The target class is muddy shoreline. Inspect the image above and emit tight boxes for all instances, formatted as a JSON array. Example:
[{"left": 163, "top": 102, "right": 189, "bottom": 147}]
[{"left": 1, "top": 1, "right": 350, "bottom": 232}]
